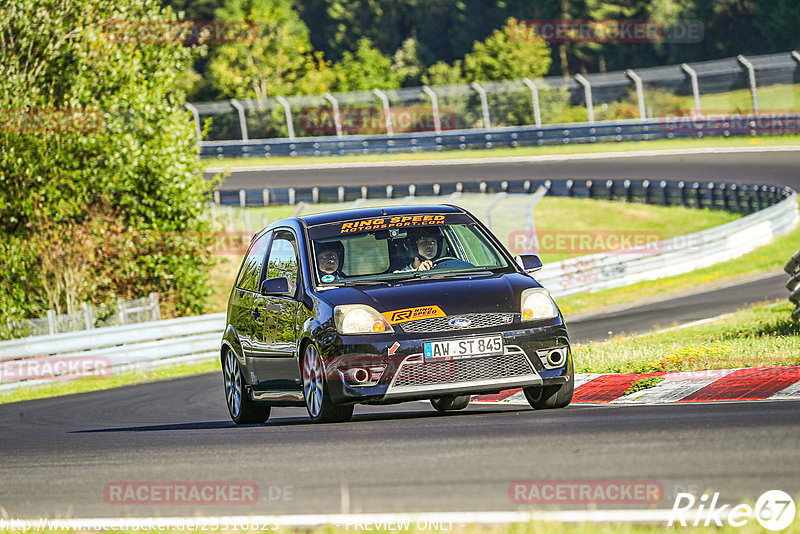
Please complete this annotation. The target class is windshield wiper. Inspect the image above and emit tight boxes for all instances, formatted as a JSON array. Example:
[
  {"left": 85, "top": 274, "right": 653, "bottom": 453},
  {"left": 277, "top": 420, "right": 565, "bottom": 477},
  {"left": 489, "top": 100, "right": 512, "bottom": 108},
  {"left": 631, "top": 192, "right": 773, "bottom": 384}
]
[
  {"left": 330, "top": 278, "right": 387, "bottom": 287},
  {"left": 413, "top": 269, "right": 494, "bottom": 279}
]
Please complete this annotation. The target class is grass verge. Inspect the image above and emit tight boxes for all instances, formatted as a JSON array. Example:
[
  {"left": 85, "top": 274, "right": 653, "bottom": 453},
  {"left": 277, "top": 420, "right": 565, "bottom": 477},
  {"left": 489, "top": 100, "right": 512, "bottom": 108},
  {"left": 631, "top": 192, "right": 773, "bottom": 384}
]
[
  {"left": 574, "top": 301, "right": 800, "bottom": 374},
  {"left": 204, "top": 134, "right": 800, "bottom": 168}
]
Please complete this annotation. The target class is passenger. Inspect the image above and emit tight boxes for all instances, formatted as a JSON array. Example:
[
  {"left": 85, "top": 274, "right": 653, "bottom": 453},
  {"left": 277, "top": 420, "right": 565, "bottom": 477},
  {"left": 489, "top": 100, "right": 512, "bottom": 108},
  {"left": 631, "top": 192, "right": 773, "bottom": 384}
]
[{"left": 315, "top": 240, "right": 345, "bottom": 280}]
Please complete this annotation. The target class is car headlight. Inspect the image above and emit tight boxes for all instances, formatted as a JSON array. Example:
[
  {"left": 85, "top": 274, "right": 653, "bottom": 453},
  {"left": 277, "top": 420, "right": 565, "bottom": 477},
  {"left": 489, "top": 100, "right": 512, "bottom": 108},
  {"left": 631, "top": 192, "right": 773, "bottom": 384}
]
[
  {"left": 334, "top": 305, "right": 394, "bottom": 335},
  {"left": 520, "top": 288, "right": 558, "bottom": 321}
]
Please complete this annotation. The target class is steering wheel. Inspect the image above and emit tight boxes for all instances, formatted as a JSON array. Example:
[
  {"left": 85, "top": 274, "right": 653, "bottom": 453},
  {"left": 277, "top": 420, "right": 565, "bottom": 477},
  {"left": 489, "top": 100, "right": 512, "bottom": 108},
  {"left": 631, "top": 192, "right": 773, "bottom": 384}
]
[{"left": 432, "top": 256, "right": 460, "bottom": 266}]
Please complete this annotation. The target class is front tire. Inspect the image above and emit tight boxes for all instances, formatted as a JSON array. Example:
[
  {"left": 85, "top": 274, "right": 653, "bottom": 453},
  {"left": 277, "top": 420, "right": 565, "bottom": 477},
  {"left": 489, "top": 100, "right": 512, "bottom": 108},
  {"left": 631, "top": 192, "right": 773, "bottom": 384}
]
[
  {"left": 223, "top": 349, "right": 271, "bottom": 424},
  {"left": 302, "top": 343, "right": 354, "bottom": 423},
  {"left": 430, "top": 395, "right": 471, "bottom": 412},
  {"left": 524, "top": 368, "right": 574, "bottom": 410}
]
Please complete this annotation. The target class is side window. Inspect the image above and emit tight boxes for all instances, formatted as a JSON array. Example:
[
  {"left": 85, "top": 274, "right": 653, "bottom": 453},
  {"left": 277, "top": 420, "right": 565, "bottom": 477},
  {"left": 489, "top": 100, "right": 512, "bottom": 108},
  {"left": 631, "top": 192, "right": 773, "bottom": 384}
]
[
  {"left": 235, "top": 231, "right": 271, "bottom": 292},
  {"left": 265, "top": 230, "right": 299, "bottom": 292}
]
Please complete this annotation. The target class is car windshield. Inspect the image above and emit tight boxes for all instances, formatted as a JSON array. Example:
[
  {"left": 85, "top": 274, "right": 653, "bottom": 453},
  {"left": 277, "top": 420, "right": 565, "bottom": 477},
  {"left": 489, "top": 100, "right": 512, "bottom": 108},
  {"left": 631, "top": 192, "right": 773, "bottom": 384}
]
[{"left": 307, "top": 215, "right": 513, "bottom": 285}]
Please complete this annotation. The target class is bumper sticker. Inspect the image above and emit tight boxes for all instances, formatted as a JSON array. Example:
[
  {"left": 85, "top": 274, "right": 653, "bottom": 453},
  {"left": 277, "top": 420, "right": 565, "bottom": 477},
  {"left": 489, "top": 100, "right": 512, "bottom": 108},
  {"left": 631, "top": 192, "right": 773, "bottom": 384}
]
[{"left": 382, "top": 305, "right": 446, "bottom": 324}]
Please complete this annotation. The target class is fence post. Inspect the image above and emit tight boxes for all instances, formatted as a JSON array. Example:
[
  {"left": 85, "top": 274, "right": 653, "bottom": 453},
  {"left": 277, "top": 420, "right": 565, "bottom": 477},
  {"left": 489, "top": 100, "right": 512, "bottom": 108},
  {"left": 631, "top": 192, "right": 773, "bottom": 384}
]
[
  {"left": 566, "top": 179, "right": 574, "bottom": 197},
  {"left": 386, "top": 185, "right": 393, "bottom": 198},
  {"left": 681, "top": 64, "right": 701, "bottom": 114},
  {"left": 82, "top": 303, "right": 94, "bottom": 330},
  {"left": 485, "top": 192, "right": 507, "bottom": 230},
  {"left": 184, "top": 103, "right": 202, "bottom": 141},
  {"left": 737, "top": 55, "right": 759, "bottom": 114},
  {"left": 606, "top": 179, "right": 614, "bottom": 201},
  {"left": 47, "top": 309, "right": 57, "bottom": 335},
  {"left": 693, "top": 182, "right": 702, "bottom": 208},
  {"left": 660, "top": 181, "right": 669, "bottom": 206},
  {"left": 288, "top": 188, "right": 296, "bottom": 205},
  {"left": 338, "top": 186, "right": 345, "bottom": 203},
  {"left": 470, "top": 82, "right": 492, "bottom": 129},
  {"left": 642, "top": 180, "right": 650, "bottom": 203},
  {"left": 625, "top": 70, "right": 646, "bottom": 120},
  {"left": 118, "top": 298, "right": 127, "bottom": 325},
  {"left": 312, "top": 187, "right": 319, "bottom": 204},
  {"left": 239, "top": 189, "right": 247, "bottom": 208},
  {"left": 624, "top": 179, "right": 632, "bottom": 202},
  {"left": 323, "top": 92, "right": 343, "bottom": 138},
  {"left": 229, "top": 99, "right": 249, "bottom": 141},
  {"left": 421, "top": 86, "right": 442, "bottom": 133},
  {"left": 275, "top": 96, "right": 296, "bottom": 140},
  {"left": 262, "top": 188, "right": 270, "bottom": 207},
  {"left": 521, "top": 78, "right": 542, "bottom": 127},
  {"left": 574, "top": 74, "right": 594, "bottom": 124},
  {"left": 586, "top": 180, "right": 593, "bottom": 199},
  {"left": 372, "top": 89, "right": 394, "bottom": 135},
  {"left": 149, "top": 292, "right": 161, "bottom": 321}
]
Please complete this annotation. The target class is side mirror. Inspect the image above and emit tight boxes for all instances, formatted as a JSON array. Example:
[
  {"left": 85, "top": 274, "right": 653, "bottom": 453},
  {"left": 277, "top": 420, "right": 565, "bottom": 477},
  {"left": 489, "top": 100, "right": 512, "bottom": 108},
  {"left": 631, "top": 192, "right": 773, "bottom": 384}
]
[
  {"left": 260, "top": 276, "right": 294, "bottom": 296},
  {"left": 515, "top": 254, "right": 543, "bottom": 273}
]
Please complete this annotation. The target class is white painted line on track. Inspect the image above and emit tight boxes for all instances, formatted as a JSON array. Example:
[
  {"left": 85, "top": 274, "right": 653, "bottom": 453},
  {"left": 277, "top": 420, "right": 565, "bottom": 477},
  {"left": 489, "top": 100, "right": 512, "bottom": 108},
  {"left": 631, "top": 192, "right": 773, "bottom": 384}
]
[
  {"left": 0, "top": 509, "right": 696, "bottom": 528},
  {"left": 206, "top": 145, "right": 800, "bottom": 173}
]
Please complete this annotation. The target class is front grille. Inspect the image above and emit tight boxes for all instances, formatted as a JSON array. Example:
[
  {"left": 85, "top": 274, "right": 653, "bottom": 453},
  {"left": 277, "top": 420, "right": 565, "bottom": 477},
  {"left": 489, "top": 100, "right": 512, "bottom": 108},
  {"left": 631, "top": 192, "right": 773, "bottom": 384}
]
[
  {"left": 392, "top": 352, "right": 533, "bottom": 388},
  {"left": 399, "top": 313, "right": 515, "bottom": 333}
]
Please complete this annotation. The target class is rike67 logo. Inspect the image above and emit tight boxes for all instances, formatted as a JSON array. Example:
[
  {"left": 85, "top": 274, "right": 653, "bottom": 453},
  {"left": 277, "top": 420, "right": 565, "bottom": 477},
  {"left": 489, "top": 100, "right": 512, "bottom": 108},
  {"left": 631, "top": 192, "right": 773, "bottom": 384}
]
[{"left": 669, "top": 490, "right": 797, "bottom": 530}]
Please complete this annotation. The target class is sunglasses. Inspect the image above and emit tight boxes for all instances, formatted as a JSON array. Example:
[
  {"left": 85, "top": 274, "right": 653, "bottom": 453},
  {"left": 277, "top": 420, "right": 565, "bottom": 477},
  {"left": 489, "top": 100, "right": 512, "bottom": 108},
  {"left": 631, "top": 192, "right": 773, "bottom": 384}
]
[{"left": 318, "top": 251, "right": 339, "bottom": 261}]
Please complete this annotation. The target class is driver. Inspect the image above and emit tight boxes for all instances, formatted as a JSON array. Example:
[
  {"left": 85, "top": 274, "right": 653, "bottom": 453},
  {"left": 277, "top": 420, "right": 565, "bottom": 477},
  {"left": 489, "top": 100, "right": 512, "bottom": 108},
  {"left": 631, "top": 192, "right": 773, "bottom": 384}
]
[
  {"left": 315, "top": 240, "right": 345, "bottom": 280},
  {"left": 401, "top": 227, "right": 442, "bottom": 271}
]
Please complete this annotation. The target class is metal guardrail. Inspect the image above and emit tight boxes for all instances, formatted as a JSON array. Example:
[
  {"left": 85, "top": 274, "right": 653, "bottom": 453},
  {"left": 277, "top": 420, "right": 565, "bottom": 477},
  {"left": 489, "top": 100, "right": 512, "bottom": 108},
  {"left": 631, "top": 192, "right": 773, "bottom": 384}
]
[
  {"left": 200, "top": 113, "right": 800, "bottom": 159},
  {"left": 216, "top": 177, "right": 787, "bottom": 213},
  {"left": 0, "top": 313, "right": 225, "bottom": 391},
  {"left": 784, "top": 251, "right": 800, "bottom": 320}
]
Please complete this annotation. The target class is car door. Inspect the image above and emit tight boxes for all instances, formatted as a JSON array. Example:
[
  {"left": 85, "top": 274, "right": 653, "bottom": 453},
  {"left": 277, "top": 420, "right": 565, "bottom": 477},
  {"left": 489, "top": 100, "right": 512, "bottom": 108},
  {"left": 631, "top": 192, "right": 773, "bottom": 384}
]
[
  {"left": 230, "top": 231, "right": 272, "bottom": 371},
  {"left": 252, "top": 229, "right": 302, "bottom": 392}
]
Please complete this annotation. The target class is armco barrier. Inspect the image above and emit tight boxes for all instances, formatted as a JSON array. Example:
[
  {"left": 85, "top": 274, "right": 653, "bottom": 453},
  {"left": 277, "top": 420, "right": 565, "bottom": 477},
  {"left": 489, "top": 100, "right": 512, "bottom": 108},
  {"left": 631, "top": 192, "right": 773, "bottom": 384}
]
[
  {"left": 216, "top": 178, "right": 786, "bottom": 213},
  {"left": 0, "top": 313, "right": 225, "bottom": 391},
  {"left": 200, "top": 113, "right": 800, "bottom": 159},
  {"left": 1, "top": 185, "right": 796, "bottom": 392}
]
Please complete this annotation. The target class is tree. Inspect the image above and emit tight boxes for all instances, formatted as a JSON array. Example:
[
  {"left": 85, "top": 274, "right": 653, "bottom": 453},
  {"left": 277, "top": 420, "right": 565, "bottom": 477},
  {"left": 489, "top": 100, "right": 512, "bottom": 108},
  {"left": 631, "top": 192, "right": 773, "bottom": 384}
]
[
  {"left": 421, "top": 60, "right": 465, "bottom": 86},
  {"left": 0, "top": 0, "right": 216, "bottom": 326},
  {"left": 207, "top": 0, "right": 332, "bottom": 99},
  {"left": 464, "top": 18, "right": 552, "bottom": 82},
  {"left": 332, "top": 38, "right": 400, "bottom": 91}
]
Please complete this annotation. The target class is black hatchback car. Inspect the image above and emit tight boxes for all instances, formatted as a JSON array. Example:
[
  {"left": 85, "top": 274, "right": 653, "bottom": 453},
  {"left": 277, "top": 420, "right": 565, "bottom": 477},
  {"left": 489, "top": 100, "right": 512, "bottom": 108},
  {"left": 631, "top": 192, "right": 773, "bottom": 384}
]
[{"left": 221, "top": 205, "right": 573, "bottom": 423}]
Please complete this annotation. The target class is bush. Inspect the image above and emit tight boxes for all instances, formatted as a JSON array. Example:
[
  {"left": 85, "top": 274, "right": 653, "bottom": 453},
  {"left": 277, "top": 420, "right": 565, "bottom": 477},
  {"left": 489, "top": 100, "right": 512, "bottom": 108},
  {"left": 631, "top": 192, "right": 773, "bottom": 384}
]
[{"left": 0, "top": 0, "right": 217, "bottom": 323}]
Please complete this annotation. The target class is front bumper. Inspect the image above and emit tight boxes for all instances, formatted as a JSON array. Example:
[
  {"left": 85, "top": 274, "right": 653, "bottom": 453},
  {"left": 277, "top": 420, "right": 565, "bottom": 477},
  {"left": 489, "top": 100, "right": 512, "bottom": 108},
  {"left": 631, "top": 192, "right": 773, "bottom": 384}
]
[{"left": 321, "top": 319, "right": 571, "bottom": 405}]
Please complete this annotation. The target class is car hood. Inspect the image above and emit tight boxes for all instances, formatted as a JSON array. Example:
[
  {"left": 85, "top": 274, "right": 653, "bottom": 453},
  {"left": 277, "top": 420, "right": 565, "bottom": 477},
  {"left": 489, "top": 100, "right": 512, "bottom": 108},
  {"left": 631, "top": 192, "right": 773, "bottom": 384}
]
[{"left": 317, "top": 272, "right": 543, "bottom": 315}]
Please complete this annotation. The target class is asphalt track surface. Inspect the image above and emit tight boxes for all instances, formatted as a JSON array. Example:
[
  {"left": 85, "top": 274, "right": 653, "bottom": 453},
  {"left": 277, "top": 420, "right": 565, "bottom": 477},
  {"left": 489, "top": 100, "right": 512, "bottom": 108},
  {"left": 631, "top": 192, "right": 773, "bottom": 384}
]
[
  {"left": 2, "top": 148, "right": 800, "bottom": 519},
  {"left": 211, "top": 149, "right": 800, "bottom": 191}
]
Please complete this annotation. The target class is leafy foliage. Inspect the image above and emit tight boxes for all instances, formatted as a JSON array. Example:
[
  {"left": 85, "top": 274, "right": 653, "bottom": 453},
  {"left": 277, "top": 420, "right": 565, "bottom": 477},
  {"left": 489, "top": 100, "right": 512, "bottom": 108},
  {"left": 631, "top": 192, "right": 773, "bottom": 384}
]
[
  {"left": 464, "top": 18, "right": 552, "bottom": 82},
  {"left": 0, "top": 0, "right": 217, "bottom": 323}
]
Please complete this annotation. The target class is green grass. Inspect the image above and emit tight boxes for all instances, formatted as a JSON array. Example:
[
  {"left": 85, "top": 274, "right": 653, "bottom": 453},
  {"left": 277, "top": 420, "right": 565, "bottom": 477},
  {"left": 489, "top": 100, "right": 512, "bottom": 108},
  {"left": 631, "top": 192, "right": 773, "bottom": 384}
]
[
  {"left": 687, "top": 83, "right": 800, "bottom": 114},
  {"left": 204, "top": 134, "right": 800, "bottom": 168},
  {"left": 575, "top": 301, "right": 800, "bottom": 374},
  {"left": 625, "top": 376, "right": 665, "bottom": 395},
  {"left": 557, "top": 206, "right": 800, "bottom": 318},
  {"left": 0, "top": 359, "right": 220, "bottom": 405}
]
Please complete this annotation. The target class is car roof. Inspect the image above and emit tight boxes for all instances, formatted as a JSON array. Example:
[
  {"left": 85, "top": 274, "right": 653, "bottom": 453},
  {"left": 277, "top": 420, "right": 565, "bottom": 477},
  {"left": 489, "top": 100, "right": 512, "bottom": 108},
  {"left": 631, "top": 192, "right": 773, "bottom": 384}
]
[{"left": 296, "top": 204, "right": 466, "bottom": 227}]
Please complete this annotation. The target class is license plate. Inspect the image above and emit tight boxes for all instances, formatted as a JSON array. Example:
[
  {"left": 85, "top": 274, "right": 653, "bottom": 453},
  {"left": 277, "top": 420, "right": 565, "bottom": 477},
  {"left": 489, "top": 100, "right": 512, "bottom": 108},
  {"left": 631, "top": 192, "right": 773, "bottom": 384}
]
[{"left": 423, "top": 335, "right": 504, "bottom": 360}]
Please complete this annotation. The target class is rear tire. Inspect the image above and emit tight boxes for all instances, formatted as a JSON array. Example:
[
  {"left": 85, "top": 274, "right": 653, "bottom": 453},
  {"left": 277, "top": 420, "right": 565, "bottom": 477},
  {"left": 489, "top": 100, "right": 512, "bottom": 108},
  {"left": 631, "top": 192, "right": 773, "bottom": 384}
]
[
  {"left": 223, "top": 349, "right": 271, "bottom": 424},
  {"left": 302, "top": 343, "right": 354, "bottom": 423},
  {"left": 524, "top": 368, "right": 574, "bottom": 410},
  {"left": 430, "top": 395, "right": 471, "bottom": 412}
]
